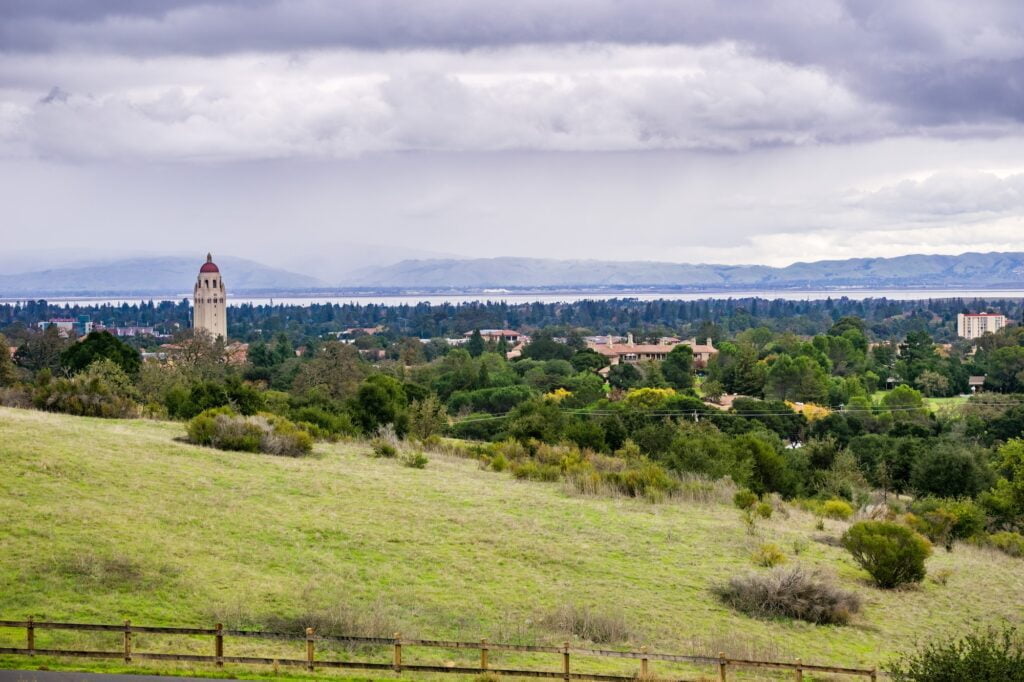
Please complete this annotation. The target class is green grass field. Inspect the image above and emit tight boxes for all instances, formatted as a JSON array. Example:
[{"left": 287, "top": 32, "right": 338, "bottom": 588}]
[
  {"left": 1, "top": 407, "right": 1022, "bottom": 680},
  {"left": 868, "top": 390, "right": 969, "bottom": 412}
]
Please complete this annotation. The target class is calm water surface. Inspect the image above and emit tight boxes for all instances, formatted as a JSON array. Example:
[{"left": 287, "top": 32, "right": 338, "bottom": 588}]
[{"left": 6, "top": 288, "right": 1024, "bottom": 308}]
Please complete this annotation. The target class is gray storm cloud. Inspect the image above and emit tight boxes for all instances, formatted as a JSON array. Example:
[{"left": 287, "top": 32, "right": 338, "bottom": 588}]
[{"left": 0, "top": 0, "right": 1023, "bottom": 269}]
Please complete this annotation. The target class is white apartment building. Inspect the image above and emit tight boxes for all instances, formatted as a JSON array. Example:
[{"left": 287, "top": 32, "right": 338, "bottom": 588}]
[{"left": 957, "top": 313, "right": 1007, "bottom": 340}]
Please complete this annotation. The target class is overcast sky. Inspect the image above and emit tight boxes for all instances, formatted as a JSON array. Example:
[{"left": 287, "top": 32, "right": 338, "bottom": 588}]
[{"left": 2, "top": 0, "right": 1024, "bottom": 279}]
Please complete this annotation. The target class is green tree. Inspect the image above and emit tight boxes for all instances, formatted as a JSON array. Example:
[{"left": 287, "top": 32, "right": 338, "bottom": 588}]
[
  {"left": 14, "top": 325, "right": 68, "bottom": 373},
  {"left": 882, "top": 384, "right": 928, "bottom": 423},
  {"left": 986, "top": 346, "right": 1024, "bottom": 393},
  {"left": 504, "top": 398, "right": 567, "bottom": 443},
  {"left": 708, "top": 342, "right": 765, "bottom": 397},
  {"left": 0, "top": 334, "right": 17, "bottom": 386},
  {"left": 764, "top": 354, "right": 828, "bottom": 403},
  {"left": 914, "top": 369, "right": 950, "bottom": 397},
  {"left": 521, "top": 331, "right": 574, "bottom": 361},
  {"left": 408, "top": 394, "right": 449, "bottom": 440},
  {"left": 608, "top": 363, "right": 642, "bottom": 390},
  {"left": 570, "top": 348, "right": 608, "bottom": 373},
  {"left": 60, "top": 331, "right": 142, "bottom": 376},
  {"left": 662, "top": 344, "right": 694, "bottom": 389},
  {"left": 466, "top": 329, "right": 486, "bottom": 358},
  {"left": 349, "top": 374, "right": 408, "bottom": 435},
  {"left": 291, "top": 342, "right": 368, "bottom": 401}
]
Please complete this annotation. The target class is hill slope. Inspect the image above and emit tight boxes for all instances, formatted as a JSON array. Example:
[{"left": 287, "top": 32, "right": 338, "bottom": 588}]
[
  {"left": 1, "top": 407, "right": 1022, "bottom": 677},
  {"left": 349, "top": 252, "right": 1024, "bottom": 289},
  {"left": 0, "top": 256, "right": 324, "bottom": 295}
]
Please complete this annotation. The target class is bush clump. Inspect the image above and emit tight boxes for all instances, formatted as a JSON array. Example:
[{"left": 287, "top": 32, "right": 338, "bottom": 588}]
[
  {"left": 401, "top": 451, "right": 429, "bottom": 469},
  {"left": 539, "top": 603, "right": 633, "bottom": 644},
  {"left": 752, "top": 543, "right": 787, "bottom": 567},
  {"left": 822, "top": 499, "right": 854, "bottom": 520},
  {"left": 908, "top": 497, "right": 988, "bottom": 550},
  {"left": 712, "top": 566, "right": 860, "bottom": 625},
  {"left": 734, "top": 489, "right": 758, "bottom": 510},
  {"left": 371, "top": 439, "right": 399, "bottom": 458},
  {"left": 755, "top": 501, "right": 774, "bottom": 519},
  {"left": 186, "top": 408, "right": 313, "bottom": 456},
  {"left": 979, "top": 531, "right": 1024, "bottom": 558},
  {"left": 887, "top": 626, "right": 1024, "bottom": 681},
  {"left": 841, "top": 521, "right": 932, "bottom": 588}
]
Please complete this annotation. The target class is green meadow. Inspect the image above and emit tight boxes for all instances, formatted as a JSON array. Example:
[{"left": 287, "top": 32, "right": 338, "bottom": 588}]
[{"left": 1, "top": 406, "right": 1022, "bottom": 680}]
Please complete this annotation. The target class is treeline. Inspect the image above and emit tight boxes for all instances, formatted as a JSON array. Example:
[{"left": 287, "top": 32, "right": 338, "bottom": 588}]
[
  {"left": 3, "top": 311, "right": 1024, "bottom": 560},
  {"left": 3, "top": 295, "right": 1023, "bottom": 343}
]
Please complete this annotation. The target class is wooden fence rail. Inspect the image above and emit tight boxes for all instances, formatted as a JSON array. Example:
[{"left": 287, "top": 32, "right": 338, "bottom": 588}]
[{"left": 0, "top": 618, "right": 879, "bottom": 681}]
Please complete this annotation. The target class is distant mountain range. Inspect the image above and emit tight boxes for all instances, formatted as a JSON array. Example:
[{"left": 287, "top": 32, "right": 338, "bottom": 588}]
[
  {"left": 347, "top": 252, "right": 1024, "bottom": 290},
  {"left": 3, "top": 251, "right": 1024, "bottom": 297},
  {"left": 0, "top": 256, "right": 324, "bottom": 296}
]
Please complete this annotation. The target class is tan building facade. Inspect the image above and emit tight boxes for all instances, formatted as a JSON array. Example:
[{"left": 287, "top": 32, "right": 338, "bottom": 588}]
[
  {"left": 193, "top": 253, "right": 227, "bottom": 340},
  {"left": 587, "top": 334, "right": 716, "bottom": 367},
  {"left": 957, "top": 313, "right": 1006, "bottom": 340}
]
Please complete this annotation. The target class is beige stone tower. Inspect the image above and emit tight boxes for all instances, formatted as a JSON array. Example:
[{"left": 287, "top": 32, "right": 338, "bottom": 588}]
[{"left": 193, "top": 253, "right": 227, "bottom": 340}]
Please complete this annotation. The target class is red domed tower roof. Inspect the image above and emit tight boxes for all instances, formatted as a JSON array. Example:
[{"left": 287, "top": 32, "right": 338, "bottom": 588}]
[{"left": 199, "top": 252, "right": 220, "bottom": 273}]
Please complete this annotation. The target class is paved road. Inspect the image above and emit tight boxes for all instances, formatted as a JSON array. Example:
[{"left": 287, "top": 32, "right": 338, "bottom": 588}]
[{"left": 0, "top": 672, "right": 228, "bottom": 682}]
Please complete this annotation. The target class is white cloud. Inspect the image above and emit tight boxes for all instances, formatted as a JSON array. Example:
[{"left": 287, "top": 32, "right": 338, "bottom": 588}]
[
  {"left": 0, "top": 44, "right": 888, "bottom": 161},
  {"left": 851, "top": 170, "right": 1024, "bottom": 221}
]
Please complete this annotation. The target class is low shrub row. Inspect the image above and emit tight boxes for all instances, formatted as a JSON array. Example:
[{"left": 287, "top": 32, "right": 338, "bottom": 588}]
[{"left": 186, "top": 407, "right": 313, "bottom": 456}]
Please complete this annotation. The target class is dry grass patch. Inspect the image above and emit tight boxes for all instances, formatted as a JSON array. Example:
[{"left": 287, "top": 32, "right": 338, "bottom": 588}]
[{"left": 713, "top": 566, "right": 861, "bottom": 625}]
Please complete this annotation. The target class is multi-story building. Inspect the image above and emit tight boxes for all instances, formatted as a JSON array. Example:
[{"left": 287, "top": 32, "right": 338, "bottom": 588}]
[
  {"left": 587, "top": 334, "right": 717, "bottom": 367},
  {"left": 957, "top": 313, "right": 1007, "bottom": 340}
]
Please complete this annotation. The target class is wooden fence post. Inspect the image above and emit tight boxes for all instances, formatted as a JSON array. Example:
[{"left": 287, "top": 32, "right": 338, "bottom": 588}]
[
  {"left": 123, "top": 620, "right": 132, "bottom": 663},
  {"left": 794, "top": 658, "right": 802, "bottom": 681},
  {"left": 480, "top": 638, "right": 488, "bottom": 670},
  {"left": 26, "top": 616, "right": 34, "bottom": 656},
  {"left": 305, "top": 627, "right": 315, "bottom": 672},
  {"left": 640, "top": 646, "right": 648, "bottom": 678},
  {"left": 393, "top": 632, "right": 402, "bottom": 673},
  {"left": 870, "top": 668, "right": 877, "bottom": 682},
  {"left": 215, "top": 623, "right": 224, "bottom": 667},
  {"left": 718, "top": 651, "right": 727, "bottom": 682},
  {"left": 563, "top": 642, "right": 571, "bottom": 682}
]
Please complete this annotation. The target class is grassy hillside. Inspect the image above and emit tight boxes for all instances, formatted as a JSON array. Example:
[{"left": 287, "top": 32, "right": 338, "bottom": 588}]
[{"left": 1, "top": 407, "right": 1023, "bottom": 679}]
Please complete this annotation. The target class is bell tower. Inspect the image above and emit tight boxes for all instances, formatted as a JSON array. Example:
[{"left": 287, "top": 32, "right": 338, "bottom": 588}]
[{"left": 193, "top": 253, "right": 227, "bottom": 340}]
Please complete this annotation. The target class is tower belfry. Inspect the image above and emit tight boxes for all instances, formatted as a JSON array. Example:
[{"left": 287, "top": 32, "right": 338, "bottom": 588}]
[{"left": 193, "top": 253, "right": 227, "bottom": 340}]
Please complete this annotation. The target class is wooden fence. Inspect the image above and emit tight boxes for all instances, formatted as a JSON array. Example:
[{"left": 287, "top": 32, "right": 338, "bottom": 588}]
[{"left": 0, "top": 618, "right": 879, "bottom": 681}]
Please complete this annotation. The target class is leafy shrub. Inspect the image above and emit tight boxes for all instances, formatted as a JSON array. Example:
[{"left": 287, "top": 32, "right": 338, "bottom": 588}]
[
  {"left": 511, "top": 460, "right": 561, "bottom": 482},
  {"left": 489, "top": 452, "right": 508, "bottom": 472},
  {"left": 401, "top": 451, "right": 429, "bottom": 469},
  {"left": 713, "top": 566, "right": 860, "bottom": 625},
  {"left": 259, "top": 414, "right": 314, "bottom": 456},
  {"left": 752, "top": 543, "right": 787, "bottom": 567},
  {"left": 755, "top": 501, "right": 774, "bottom": 519},
  {"left": 823, "top": 499, "right": 854, "bottom": 520},
  {"left": 371, "top": 439, "right": 398, "bottom": 458},
  {"left": 33, "top": 358, "right": 139, "bottom": 418},
  {"left": 980, "top": 531, "right": 1024, "bottom": 558},
  {"left": 186, "top": 409, "right": 312, "bottom": 456},
  {"left": 841, "top": 521, "right": 932, "bottom": 588},
  {"left": 887, "top": 626, "right": 1024, "bottom": 681},
  {"left": 734, "top": 489, "right": 758, "bottom": 510},
  {"left": 910, "top": 497, "right": 988, "bottom": 546},
  {"left": 291, "top": 406, "right": 357, "bottom": 438},
  {"left": 604, "top": 461, "right": 680, "bottom": 501}
]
